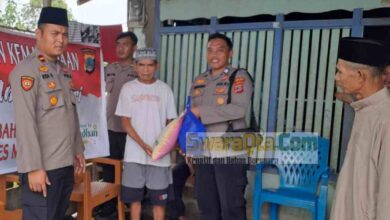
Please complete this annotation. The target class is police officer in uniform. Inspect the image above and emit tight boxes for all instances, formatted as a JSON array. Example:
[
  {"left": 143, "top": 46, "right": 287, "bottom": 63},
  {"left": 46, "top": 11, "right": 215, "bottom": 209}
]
[
  {"left": 9, "top": 7, "right": 85, "bottom": 220},
  {"left": 100, "top": 31, "right": 138, "bottom": 216},
  {"left": 189, "top": 33, "right": 253, "bottom": 220},
  {"left": 104, "top": 31, "right": 137, "bottom": 182}
]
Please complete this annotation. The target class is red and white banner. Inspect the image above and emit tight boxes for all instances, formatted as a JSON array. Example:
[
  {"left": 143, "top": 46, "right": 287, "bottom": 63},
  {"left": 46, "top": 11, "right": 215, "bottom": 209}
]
[{"left": 0, "top": 28, "right": 109, "bottom": 174}]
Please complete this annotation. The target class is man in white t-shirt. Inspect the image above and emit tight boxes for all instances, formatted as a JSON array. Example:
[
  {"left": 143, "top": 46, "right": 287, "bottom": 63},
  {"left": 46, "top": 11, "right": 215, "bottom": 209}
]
[{"left": 115, "top": 48, "right": 177, "bottom": 220}]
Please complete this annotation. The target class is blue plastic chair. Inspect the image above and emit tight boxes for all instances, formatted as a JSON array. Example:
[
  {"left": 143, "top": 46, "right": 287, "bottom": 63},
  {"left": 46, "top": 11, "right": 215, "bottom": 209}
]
[{"left": 253, "top": 137, "right": 330, "bottom": 220}]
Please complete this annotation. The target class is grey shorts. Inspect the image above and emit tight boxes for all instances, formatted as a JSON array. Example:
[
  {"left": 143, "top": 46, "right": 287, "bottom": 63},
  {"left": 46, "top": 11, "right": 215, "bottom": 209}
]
[{"left": 121, "top": 162, "right": 173, "bottom": 205}]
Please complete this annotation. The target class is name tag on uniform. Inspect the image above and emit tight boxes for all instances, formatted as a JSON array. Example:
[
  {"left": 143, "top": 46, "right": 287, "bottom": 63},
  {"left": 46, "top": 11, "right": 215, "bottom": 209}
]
[
  {"left": 216, "top": 82, "right": 229, "bottom": 86},
  {"left": 194, "top": 85, "right": 205, "bottom": 89},
  {"left": 41, "top": 73, "right": 54, "bottom": 79}
]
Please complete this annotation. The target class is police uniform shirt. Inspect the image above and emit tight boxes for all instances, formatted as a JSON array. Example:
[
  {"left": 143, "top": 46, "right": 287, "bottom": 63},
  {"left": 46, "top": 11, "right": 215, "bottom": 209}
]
[
  {"left": 191, "top": 66, "right": 253, "bottom": 131},
  {"left": 105, "top": 63, "right": 137, "bottom": 132},
  {"left": 190, "top": 66, "right": 253, "bottom": 158},
  {"left": 9, "top": 49, "right": 85, "bottom": 173}
]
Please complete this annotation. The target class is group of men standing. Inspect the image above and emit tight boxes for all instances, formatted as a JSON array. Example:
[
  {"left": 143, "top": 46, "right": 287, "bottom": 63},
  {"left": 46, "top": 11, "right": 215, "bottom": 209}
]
[
  {"left": 8, "top": 6, "right": 390, "bottom": 220},
  {"left": 102, "top": 29, "right": 252, "bottom": 220}
]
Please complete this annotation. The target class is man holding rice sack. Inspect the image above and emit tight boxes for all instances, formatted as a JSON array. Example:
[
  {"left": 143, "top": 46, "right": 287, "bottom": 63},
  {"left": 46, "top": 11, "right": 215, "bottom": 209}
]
[
  {"left": 189, "top": 33, "right": 254, "bottom": 220},
  {"left": 115, "top": 48, "right": 177, "bottom": 220}
]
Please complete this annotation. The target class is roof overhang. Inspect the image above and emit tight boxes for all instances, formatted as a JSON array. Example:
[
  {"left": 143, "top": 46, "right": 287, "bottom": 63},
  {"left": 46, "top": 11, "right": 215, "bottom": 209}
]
[{"left": 77, "top": 0, "right": 92, "bottom": 6}]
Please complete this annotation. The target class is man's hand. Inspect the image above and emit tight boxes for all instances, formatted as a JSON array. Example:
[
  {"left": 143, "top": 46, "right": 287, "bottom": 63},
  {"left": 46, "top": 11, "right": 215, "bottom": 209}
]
[
  {"left": 190, "top": 107, "right": 200, "bottom": 118},
  {"left": 74, "top": 154, "right": 86, "bottom": 175},
  {"left": 178, "top": 149, "right": 186, "bottom": 157},
  {"left": 142, "top": 144, "right": 153, "bottom": 157},
  {"left": 186, "top": 158, "right": 195, "bottom": 176},
  {"left": 27, "top": 169, "right": 51, "bottom": 197}
]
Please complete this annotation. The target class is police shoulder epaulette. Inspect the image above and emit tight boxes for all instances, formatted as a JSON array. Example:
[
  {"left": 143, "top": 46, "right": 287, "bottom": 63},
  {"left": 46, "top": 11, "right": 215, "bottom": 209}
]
[{"left": 37, "top": 54, "right": 46, "bottom": 63}]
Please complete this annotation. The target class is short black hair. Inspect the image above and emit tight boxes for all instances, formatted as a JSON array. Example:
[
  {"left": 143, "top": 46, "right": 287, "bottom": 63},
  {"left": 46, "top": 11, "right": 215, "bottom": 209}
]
[
  {"left": 116, "top": 31, "right": 138, "bottom": 45},
  {"left": 208, "top": 33, "right": 233, "bottom": 50}
]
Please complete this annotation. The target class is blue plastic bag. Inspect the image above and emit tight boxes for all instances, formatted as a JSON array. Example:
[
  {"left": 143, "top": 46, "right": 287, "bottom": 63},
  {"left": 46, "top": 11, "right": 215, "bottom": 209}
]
[{"left": 178, "top": 97, "right": 206, "bottom": 154}]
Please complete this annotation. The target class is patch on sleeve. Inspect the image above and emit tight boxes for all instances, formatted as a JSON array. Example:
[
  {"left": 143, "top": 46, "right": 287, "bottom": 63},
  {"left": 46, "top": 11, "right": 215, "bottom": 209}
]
[
  {"left": 233, "top": 82, "right": 244, "bottom": 94},
  {"left": 21, "top": 76, "right": 35, "bottom": 91},
  {"left": 234, "top": 76, "right": 246, "bottom": 84}
]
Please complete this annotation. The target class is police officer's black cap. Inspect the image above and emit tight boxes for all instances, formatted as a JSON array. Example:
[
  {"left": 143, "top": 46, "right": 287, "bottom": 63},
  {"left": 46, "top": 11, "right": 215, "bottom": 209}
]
[
  {"left": 38, "top": 7, "right": 68, "bottom": 27},
  {"left": 338, "top": 37, "right": 389, "bottom": 67}
]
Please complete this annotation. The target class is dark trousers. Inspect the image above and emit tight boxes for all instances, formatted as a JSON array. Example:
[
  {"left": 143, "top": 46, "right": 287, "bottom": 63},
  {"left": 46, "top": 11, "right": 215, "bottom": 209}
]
[
  {"left": 169, "top": 161, "right": 191, "bottom": 218},
  {"left": 102, "top": 130, "right": 126, "bottom": 182},
  {"left": 195, "top": 162, "right": 247, "bottom": 220},
  {"left": 20, "top": 166, "right": 74, "bottom": 220}
]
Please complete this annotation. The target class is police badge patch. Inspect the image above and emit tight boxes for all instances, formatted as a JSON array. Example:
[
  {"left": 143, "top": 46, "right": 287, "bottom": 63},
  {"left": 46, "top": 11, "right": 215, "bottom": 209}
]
[
  {"left": 21, "top": 76, "right": 34, "bottom": 91},
  {"left": 81, "top": 48, "right": 96, "bottom": 74}
]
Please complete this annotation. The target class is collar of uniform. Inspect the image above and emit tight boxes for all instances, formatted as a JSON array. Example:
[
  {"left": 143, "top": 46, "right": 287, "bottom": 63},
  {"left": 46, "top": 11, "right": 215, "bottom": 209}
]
[
  {"left": 31, "top": 48, "right": 44, "bottom": 63},
  {"left": 350, "top": 87, "right": 390, "bottom": 111},
  {"left": 115, "top": 62, "right": 135, "bottom": 72},
  {"left": 119, "top": 64, "right": 137, "bottom": 79},
  {"left": 206, "top": 66, "right": 232, "bottom": 81},
  {"left": 121, "top": 63, "right": 134, "bottom": 70},
  {"left": 32, "top": 48, "right": 58, "bottom": 65}
]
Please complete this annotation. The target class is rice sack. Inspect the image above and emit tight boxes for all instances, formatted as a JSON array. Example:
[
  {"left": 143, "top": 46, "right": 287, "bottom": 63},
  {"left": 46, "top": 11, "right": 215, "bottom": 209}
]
[{"left": 152, "top": 113, "right": 184, "bottom": 161}]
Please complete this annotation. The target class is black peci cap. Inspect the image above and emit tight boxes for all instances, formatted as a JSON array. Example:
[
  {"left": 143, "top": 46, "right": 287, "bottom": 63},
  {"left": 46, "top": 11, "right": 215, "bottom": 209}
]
[
  {"left": 38, "top": 7, "right": 68, "bottom": 27},
  {"left": 338, "top": 37, "right": 389, "bottom": 67}
]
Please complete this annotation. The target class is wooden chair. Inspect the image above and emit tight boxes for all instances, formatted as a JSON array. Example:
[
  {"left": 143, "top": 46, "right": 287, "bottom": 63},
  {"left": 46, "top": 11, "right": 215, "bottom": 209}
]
[
  {"left": 70, "top": 158, "right": 124, "bottom": 220},
  {"left": 0, "top": 174, "right": 22, "bottom": 220}
]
